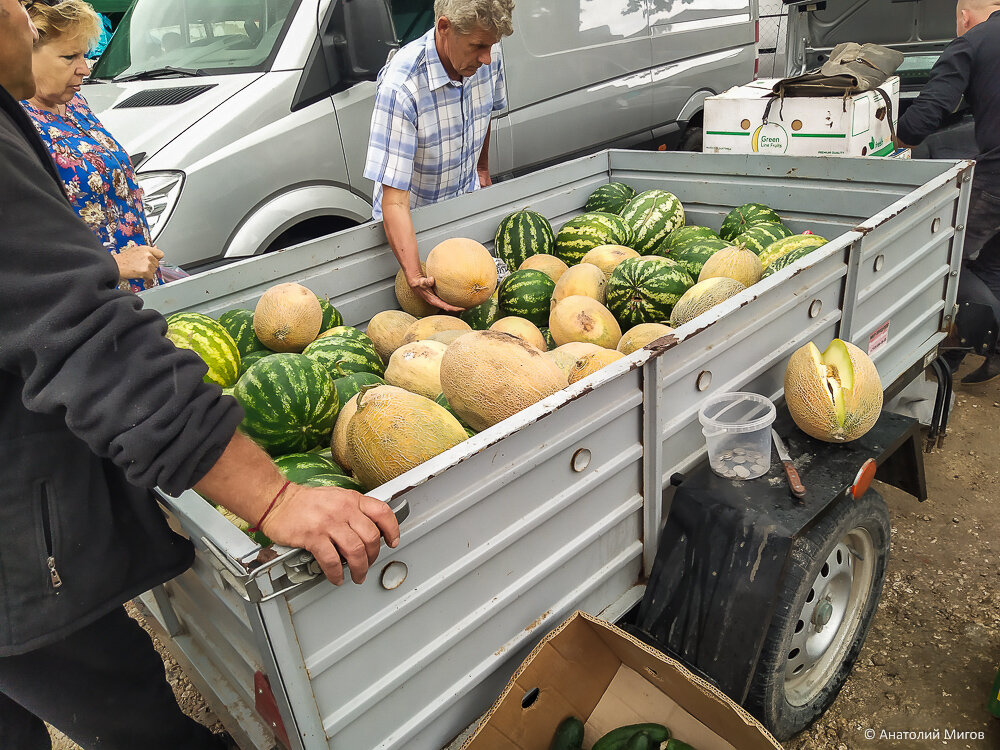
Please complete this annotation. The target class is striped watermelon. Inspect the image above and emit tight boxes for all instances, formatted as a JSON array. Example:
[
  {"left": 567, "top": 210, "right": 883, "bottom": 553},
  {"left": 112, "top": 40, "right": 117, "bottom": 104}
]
[
  {"left": 732, "top": 222, "right": 793, "bottom": 255},
  {"left": 234, "top": 353, "right": 339, "bottom": 454},
  {"left": 166, "top": 312, "right": 241, "bottom": 387},
  {"left": 620, "top": 190, "right": 685, "bottom": 256},
  {"left": 662, "top": 225, "right": 720, "bottom": 254},
  {"left": 319, "top": 325, "right": 368, "bottom": 342},
  {"left": 434, "top": 393, "right": 476, "bottom": 437},
  {"left": 554, "top": 212, "right": 634, "bottom": 265},
  {"left": 317, "top": 295, "right": 344, "bottom": 332},
  {"left": 273, "top": 452, "right": 344, "bottom": 483},
  {"left": 497, "top": 269, "right": 556, "bottom": 327},
  {"left": 494, "top": 209, "right": 555, "bottom": 270},
  {"left": 762, "top": 245, "right": 820, "bottom": 278},
  {"left": 584, "top": 182, "right": 635, "bottom": 215},
  {"left": 303, "top": 335, "right": 385, "bottom": 378},
  {"left": 669, "top": 237, "right": 732, "bottom": 277},
  {"left": 605, "top": 257, "right": 695, "bottom": 328},
  {"left": 460, "top": 292, "right": 501, "bottom": 330},
  {"left": 301, "top": 473, "right": 365, "bottom": 491},
  {"left": 759, "top": 234, "right": 828, "bottom": 269},
  {"left": 238, "top": 349, "right": 272, "bottom": 378},
  {"left": 334, "top": 372, "right": 384, "bottom": 412},
  {"left": 539, "top": 326, "right": 556, "bottom": 350},
  {"left": 719, "top": 203, "right": 783, "bottom": 242},
  {"left": 217, "top": 309, "right": 267, "bottom": 358}
]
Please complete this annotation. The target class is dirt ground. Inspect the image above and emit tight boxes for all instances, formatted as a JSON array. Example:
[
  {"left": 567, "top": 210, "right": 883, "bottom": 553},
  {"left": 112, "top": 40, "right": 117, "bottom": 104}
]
[{"left": 48, "top": 363, "right": 999, "bottom": 750}]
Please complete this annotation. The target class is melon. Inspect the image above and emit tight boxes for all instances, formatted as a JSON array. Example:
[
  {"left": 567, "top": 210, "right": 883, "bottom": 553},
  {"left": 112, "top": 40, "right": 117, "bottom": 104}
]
[
  {"left": 316, "top": 296, "right": 344, "bottom": 332},
  {"left": 518, "top": 253, "right": 569, "bottom": 283},
  {"left": 551, "top": 262, "right": 607, "bottom": 306},
  {"left": 217, "top": 309, "right": 267, "bottom": 358},
  {"left": 719, "top": 203, "right": 783, "bottom": 242},
  {"left": 366, "top": 310, "right": 417, "bottom": 361},
  {"left": 403, "top": 315, "right": 472, "bottom": 344},
  {"left": 347, "top": 385, "right": 468, "bottom": 490},
  {"left": 662, "top": 225, "right": 720, "bottom": 253},
  {"left": 759, "top": 234, "right": 828, "bottom": 270},
  {"left": 619, "top": 189, "right": 685, "bottom": 255},
  {"left": 732, "top": 222, "right": 793, "bottom": 255},
  {"left": 584, "top": 182, "right": 636, "bottom": 215},
  {"left": 617, "top": 323, "right": 674, "bottom": 355},
  {"left": 166, "top": 312, "right": 241, "bottom": 387},
  {"left": 554, "top": 341, "right": 605, "bottom": 358},
  {"left": 581, "top": 245, "right": 640, "bottom": 280},
  {"left": 698, "top": 244, "right": 763, "bottom": 287},
  {"left": 489, "top": 316, "right": 547, "bottom": 351},
  {"left": 554, "top": 212, "right": 634, "bottom": 265},
  {"left": 395, "top": 264, "right": 438, "bottom": 317},
  {"left": 497, "top": 269, "right": 556, "bottom": 327},
  {"left": 494, "top": 209, "right": 556, "bottom": 270},
  {"left": 333, "top": 371, "right": 384, "bottom": 413},
  {"left": 549, "top": 296, "right": 622, "bottom": 349},
  {"left": 331, "top": 392, "right": 360, "bottom": 471},
  {"left": 669, "top": 278, "right": 747, "bottom": 328},
  {"left": 384, "top": 340, "right": 447, "bottom": 399},
  {"left": 302, "top": 335, "right": 385, "bottom": 378},
  {"left": 605, "top": 256, "right": 694, "bottom": 328},
  {"left": 568, "top": 349, "right": 626, "bottom": 384},
  {"left": 460, "top": 292, "right": 501, "bottom": 330},
  {"left": 253, "top": 283, "right": 323, "bottom": 353},
  {"left": 440, "top": 331, "right": 567, "bottom": 431},
  {"left": 784, "top": 339, "right": 883, "bottom": 442},
  {"left": 545, "top": 348, "right": 583, "bottom": 381},
  {"left": 427, "top": 329, "right": 469, "bottom": 346},
  {"left": 425, "top": 238, "right": 498, "bottom": 308},
  {"left": 317, "top": 325, "right": 368, "bottom": 342}
]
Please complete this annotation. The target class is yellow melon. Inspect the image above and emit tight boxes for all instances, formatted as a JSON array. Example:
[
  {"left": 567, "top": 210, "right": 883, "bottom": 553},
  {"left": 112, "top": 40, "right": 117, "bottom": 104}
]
[
  {"left": 489, "top": 316, "right": 547, "bottom": 351},
  {"left": 549, "top": 295, "right": 622, "bottom": 349},
  {"left": 347, "top": 385, "right": 468, "bottom": 490},
  {"left": 555, "top": 341, "right": 606, "bottom": 358},
  {"left": 544, "top": 349, "right": 580, "bottom": 381},
  {"left": 785, "top": 339, "right": 883, "bottom": 442},
  {"left": 394, "top": 264, "right": 438, "bottom": 318},
  {"left": 669, "top": 278, "right": 746, "bottom": 328},
  {"left": 331, "top": 392, "right": 361, "bottom": 472},
  {"left": 366, "top": 310, "right": 417, "bottom": 361},
  {"left": 439, "top": 330, "right": 567, "bottom": 431},
  {"left": 427, "top": 329, "right": 469, "bottom": 346},
  {"left": 551, "top": 263, "right": 607, "bottom": 307},
  {"left": 519, "top": 253, "right": 569, "bottom": 283},
  {"left": 403, "top": 315, "right": 472, "bottom": 344},
  {"left": 581, "top": 245, "right": 640, "bottom": 280},
  {"left": 253, "top": 282, "right": 322, "bottom": 352},
  {"left": 698, "top": 245, "right": 763, "bottom": 287},
  {"left": 617, "top": 323, "right": 675, "bottom": 355},
  {"left": 425, "top": 238, "right": 498, "bottom": 308},
  {"left": 384, "top": 340, "right": 448, "bottom": 399},
  {"left": 568, "top": 349, "right": 626, "bottom": 384}
]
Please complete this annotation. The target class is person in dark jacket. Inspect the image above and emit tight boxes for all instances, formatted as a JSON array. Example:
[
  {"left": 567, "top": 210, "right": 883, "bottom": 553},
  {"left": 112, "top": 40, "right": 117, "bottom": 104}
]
[
  {"left": 897, "top": 0, "right": 1000, "bottom": 382},
  {"left": 0, "top": 1, "right": 399, "bottom": 748}
]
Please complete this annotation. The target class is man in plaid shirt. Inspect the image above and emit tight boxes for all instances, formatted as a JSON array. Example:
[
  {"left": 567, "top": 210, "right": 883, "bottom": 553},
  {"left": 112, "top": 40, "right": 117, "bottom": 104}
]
[{"left": 364, "top": 0, "right": 515, "bottom": 311}]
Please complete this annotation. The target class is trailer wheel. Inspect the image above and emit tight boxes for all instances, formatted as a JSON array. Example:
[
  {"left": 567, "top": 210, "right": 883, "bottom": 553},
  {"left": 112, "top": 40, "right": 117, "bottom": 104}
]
[{"left": 746, "top": 489, "right": 890, "bottom": 740}]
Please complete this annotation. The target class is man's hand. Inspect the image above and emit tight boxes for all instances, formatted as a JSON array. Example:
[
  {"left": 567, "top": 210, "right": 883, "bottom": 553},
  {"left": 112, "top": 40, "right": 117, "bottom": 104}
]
[
  {"left": 114, "top": 244, "right": 164, "bottom": 283},
  {"left": 260, "top": 484, "right": 400, "bottom": 585},
  {"left": 408, "top": 273, "right": 464, "bottom": 312},
  {"left": 477, "top": 165, "right": 492, "bottom": 188}
]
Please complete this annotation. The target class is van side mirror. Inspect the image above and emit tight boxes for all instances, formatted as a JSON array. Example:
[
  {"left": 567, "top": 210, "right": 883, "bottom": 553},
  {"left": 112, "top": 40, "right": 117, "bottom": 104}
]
[{"left": 333, "top": 0, "right": 399, "bottom": 83}]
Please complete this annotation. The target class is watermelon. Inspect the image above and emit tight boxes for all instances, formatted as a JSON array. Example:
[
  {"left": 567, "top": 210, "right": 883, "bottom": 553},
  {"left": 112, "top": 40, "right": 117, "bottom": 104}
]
[
  {"left": 554, "top": 212, "right": 634, "bottom": 265},
  {"left": 166, "top": 312, "right": 241, "bottom": 388},
  {"left": 605, "top": 257, "right": 695, "bottom": 328},
  {"left": 273, "top": 452, "right": 344, "bottom": 483},
  {"left": 303, "top": 334, "right": 385, "bottom": 378},
  {"left": 301, "top": 472, "right": 365, "bottom": 491},
  {"left": 234, "top": 353, "right": 339, "bottom": 455},
  {"left": 494, "top": 209, "right": 555, "bottom": 271},
  {"left": 732, "top": 222, "right": 793, "bottom": 255},
  {"left": 217, "top": 309, "right": 267, "bottom": 358},
  {"left": 321, "top": 325, "right": 368, "bottom": 342},
  {"left": 662, "top": 225, "right": 720, "bottom": 254},
  {"left": 719, "top": 203, "right": 783, "bottom": 242},
  {"left": 238, "top": 349, "right": 272, "bottom": 378},
  {"left": 669, "top": 237, "right": 732, "bottom": 278},
  {"left": 460, "top": 292, "right": 501, "bottom": 330},
  {"left": 497, "top": 269, "right": 557, "bottom": 327},
  {"left": 619, "top": 189, "right": 685, "bottom": 256},
  {"left": 434, "top": 393, "right": 477, "bottom": 437},
  {"left": 334, "top": 371, "right": 384, "bottom": 412},
  {"left": 762, "top": 244, "right": 824, "bottom": 278},
  {"left": 539, "top": 326, "right": 556, "bottom": 350},
  {"left": 584, "top": 182, "right": 635, "bottom": 215},
  {"left": 317, "top": 295, "right": 344, "bottom": 331},
  {"left": 759, "top": 234, "right": 828, "bottom": 269}
]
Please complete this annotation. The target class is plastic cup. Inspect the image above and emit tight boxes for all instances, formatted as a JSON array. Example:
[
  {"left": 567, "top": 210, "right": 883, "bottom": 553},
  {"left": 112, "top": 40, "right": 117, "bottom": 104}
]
[{"left": 698, "top": 392, "right": 776, "bottom": 480}]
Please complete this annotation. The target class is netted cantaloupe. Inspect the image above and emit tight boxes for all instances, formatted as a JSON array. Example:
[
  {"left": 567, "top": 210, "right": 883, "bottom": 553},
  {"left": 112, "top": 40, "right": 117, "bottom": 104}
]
[
  {"left": 785, "top": 339, "right": 883, "bottom": 443},
  {"left": 367, "top": 310, "right": 417, "bottom": 361},
  {"left": 581, "top": 245, "right": 640, "bottom": 280},
  {"left": 253, "top": 283, "right": 323, "bottom": 352},
  {"left": 698, "top": 244, "right": 763, "bottom": 287},
  {"left": 617, "top": 323, "right": 674, "bottom": 355},
  {"left": 549, "top": 295, "right": 622, "bottom": 349},
  {"left": 568, "top": 349, "right": 626, "bottom": 384},
  {"left": 489, "top": 316, "right": 547, "bottom": 351},
  {"left": 669, "top": 278, "right": 746, "bottom": 328},
  {"left": 440, "top": 331, "right": 566, "bottom": 431},
  {"left": 426, "top": 238, "right": 498, "bottom": 308},
  {"left": 384, "top": 340, "right": 448, "bottom": 400},
  {"left": 518, "top": 253, "right": 569, "bottom": 283},
  {"left": 331, "top": 392, "right": 361, "bottom": 472},
  {"left": 403, "top": 315, "right": 472, "bottom": 345},
  {"left": 555, "top": 341, "right": 605, "bottom": 359},
  {"left": 395, "top": 264, "right": 438, "bottom": 318},
  {"left": 427, "top": 329, "right": 469, "bottom": 346},
  {"left": 347, "top": 385, "right": 468, "bottom": 490},
  {"left": 551, "top": 263, "right": 608, "bottom": 307},
  {"left": 545, "top": 349, "right": 581, "bottom": 381}
]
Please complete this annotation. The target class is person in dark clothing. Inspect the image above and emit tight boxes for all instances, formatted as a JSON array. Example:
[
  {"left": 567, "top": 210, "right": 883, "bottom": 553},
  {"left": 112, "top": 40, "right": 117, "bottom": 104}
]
[
  {"left": 897, "top": 0, "right": 1000, "bottom": 382},
  {"left": 0, "top": 1, "right": 400, "bottom": 748}
]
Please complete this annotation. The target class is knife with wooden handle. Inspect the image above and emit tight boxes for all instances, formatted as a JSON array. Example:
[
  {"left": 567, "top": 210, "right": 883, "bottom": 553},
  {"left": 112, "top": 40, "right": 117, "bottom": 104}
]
[{"left": 772, "top": 428, "right": 806, "bottom": 499}]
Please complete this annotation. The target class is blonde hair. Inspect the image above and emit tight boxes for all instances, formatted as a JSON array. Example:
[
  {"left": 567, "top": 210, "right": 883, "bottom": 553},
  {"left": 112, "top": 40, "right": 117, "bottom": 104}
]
[
  {"left": 26, "top": 0, "right": 102, "bottom": 49},
  {"left": 434, "top": 0, "right": 515, "bottom": 38}
]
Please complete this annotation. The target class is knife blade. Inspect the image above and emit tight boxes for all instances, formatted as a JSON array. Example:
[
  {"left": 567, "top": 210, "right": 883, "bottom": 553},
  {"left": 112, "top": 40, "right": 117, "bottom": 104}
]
[{"left": 772, "top": 428, "right": 806, "bottom": 499}]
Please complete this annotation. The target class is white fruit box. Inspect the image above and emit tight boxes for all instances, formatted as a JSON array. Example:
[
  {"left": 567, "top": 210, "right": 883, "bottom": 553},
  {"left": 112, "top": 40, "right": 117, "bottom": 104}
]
[{"left": 703, "top": 76, "right": 900, "bottom": 158}]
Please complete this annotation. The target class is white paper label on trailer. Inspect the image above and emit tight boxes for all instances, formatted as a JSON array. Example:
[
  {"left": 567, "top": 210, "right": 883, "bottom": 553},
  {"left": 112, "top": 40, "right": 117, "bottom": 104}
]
[{"left": 868, "top": 321, "right": 890, "bottom": 355}]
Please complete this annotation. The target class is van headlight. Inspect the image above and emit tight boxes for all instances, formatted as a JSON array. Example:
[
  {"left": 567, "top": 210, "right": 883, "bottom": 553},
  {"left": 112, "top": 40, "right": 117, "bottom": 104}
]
[{"left": 138, "top": 171, "right": 184, "bottom": 241}]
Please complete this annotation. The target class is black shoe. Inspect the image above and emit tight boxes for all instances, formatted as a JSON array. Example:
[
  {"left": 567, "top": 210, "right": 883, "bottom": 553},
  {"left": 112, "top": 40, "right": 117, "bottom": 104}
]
[
  {"left": 961, "top": 355, "right": 1000, "bottom": 384},
  {"left": 941, "top": 349, "right": 967, "bottom": 374}
]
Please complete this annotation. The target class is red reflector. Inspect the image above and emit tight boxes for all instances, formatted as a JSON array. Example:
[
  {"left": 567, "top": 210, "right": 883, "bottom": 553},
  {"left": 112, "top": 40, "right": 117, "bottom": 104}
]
[
  {"left": 255, "top": 671, "right": 292, "bottom": 749},
  {"left": 851, "top": 458, "right": 877, "bottom": 499}
]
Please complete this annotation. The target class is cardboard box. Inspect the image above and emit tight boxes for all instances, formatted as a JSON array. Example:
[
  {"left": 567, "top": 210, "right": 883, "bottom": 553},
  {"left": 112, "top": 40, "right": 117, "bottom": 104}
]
[
  {"left": 703, "top": 77, "right": 900, "bottom": 158},
  {"left": 462, "top": 611, "right": 782, "bottom": 750}
]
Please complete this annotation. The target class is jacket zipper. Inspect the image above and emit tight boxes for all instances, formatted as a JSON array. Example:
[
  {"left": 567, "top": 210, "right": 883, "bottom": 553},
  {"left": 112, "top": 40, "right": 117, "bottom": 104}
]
[{"left": 39, "top": 484, "right": 63, "bottom": 589}]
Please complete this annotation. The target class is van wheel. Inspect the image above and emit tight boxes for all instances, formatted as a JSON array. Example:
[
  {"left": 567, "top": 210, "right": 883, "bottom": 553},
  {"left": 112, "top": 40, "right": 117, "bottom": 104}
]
[
  {"left": 264, "top": 215, "right": 357, "bottom": 254},
  {"left": 745, "top": 489, "right": 890, "bottom": 740},
  {"left": 679, "top": 125, "right": 703, "bottom": 152}
]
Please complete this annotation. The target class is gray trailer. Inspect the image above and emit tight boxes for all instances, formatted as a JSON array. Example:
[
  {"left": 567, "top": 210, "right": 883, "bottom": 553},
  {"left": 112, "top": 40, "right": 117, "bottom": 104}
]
[{"left": 138, "top": 150, "right": 973, "bottom": 750}]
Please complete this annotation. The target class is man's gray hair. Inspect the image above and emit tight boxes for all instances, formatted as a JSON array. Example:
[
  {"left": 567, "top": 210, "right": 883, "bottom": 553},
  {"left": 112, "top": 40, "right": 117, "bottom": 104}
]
[{"left": 434, "top": 0, "right": 515, "bottom": 38}]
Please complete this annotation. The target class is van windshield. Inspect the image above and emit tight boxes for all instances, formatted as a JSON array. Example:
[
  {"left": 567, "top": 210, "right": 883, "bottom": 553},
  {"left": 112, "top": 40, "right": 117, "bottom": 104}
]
[{"left": 91, "top": 0, "right": 300, "bottom": 80}]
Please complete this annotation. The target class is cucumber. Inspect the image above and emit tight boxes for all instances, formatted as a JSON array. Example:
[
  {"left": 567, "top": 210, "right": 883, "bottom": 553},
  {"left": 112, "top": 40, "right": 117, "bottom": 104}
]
[
  {"left": 666, "top": 740, "right": 697, "bottom": 750},
  {"left": 592, "top": 723, "right": 671, "bottom": 750},
  {"left": 624, "top": 732, "right": 654, "bottom": 750},
  {"left": 549, "top": 716, "right": 585, "bottom": 750}
]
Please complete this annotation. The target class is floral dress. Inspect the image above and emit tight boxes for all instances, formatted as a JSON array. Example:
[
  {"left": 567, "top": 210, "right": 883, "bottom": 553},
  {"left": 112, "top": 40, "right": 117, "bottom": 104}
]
[{"left": 21, "top": 94, "right": 163, "bottom": 293}]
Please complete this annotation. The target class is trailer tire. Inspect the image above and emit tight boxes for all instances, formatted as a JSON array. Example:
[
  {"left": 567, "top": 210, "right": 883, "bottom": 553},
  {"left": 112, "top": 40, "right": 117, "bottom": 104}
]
[{"left": 746, "top": 489, "right": 890, "bottom": 740}]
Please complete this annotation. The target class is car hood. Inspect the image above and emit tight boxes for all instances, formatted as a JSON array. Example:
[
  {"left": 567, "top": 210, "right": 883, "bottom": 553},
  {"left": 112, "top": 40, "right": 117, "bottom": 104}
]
[{"left": 82, "top": 73, "right": 262, "bottom": 163}]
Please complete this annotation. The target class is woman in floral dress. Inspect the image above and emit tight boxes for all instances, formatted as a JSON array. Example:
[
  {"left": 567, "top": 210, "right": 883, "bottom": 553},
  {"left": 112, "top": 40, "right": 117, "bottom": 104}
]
[{"left": 21, "top": 0, "right": 166, "bottom": 293}]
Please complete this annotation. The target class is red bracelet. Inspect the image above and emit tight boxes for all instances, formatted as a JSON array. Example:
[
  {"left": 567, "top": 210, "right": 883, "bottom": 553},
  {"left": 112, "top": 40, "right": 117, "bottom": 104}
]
[{"left": 249, "top": 480, "right": 291, "bottom": 534}]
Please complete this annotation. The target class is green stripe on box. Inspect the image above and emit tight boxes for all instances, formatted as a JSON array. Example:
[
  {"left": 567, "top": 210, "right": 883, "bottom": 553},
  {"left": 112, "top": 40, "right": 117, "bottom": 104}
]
[
  {"left": 706, "top": 131, "right": 751, "bottom": 136},
  {"left": 872, "top": 142, "right": 896, "bottom": 157},
  {"left": 791, "top": 133, "right": 847, "bottom": 139}
]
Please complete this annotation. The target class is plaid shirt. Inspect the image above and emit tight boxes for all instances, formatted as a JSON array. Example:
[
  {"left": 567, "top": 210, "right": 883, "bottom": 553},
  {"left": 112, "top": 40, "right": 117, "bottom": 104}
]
[{"left": 364, "top": 28, "right": 506, "bottom": 219}]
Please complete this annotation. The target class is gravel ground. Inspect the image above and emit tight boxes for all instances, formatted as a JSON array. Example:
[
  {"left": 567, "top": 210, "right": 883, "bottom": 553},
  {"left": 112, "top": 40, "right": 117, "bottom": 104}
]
[{"left": 48, "top": 363, "right": 999, "bottom": 750}]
